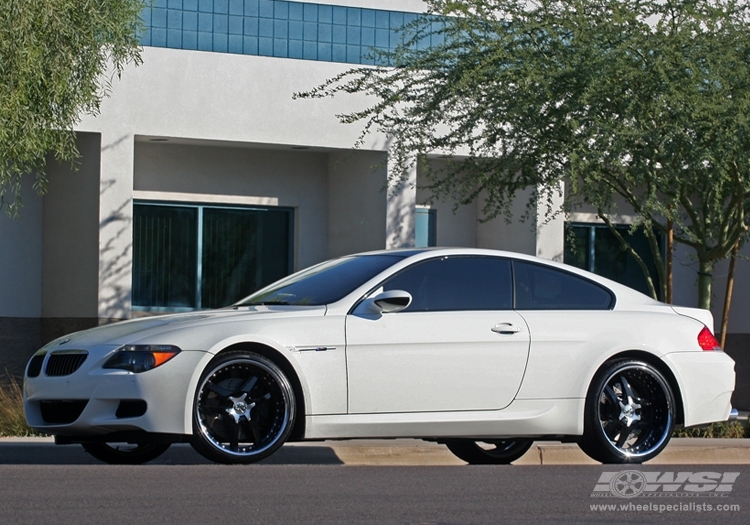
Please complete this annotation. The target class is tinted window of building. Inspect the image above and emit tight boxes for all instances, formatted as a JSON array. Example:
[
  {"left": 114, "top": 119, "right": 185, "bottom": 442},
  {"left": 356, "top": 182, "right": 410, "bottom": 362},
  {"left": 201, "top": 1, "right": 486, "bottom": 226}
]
[
  {"left": 132, "top": 204, "right": 198, "bottom": 308},
  {"left": 133, "top": 202, "right": 292, "bottom": 309},
  {"left": 564, "top": 223, "right": 662, "bottom": 298}
]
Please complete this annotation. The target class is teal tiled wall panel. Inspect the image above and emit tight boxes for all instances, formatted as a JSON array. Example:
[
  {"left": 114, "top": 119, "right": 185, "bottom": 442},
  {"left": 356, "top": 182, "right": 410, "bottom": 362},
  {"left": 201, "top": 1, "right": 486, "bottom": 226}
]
[{"left": 140, "top": 0, "right": 439, "bottom": 65}]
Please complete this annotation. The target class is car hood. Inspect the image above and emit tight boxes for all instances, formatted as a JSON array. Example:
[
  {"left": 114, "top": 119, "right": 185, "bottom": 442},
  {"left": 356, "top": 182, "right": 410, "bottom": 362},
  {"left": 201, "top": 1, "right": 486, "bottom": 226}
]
[{"left": 41, "top": 306, "right": 328, "bottom": 349}]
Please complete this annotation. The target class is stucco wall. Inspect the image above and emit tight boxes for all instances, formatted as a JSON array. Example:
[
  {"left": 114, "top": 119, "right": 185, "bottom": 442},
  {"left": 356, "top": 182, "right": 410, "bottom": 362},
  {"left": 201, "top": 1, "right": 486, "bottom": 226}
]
[
  {"left": 416, "top": 159, "right": 478, "bottom": 248},
  {"left": 77, "top": 47, "right": 381, "bottom": 151},
  {"left": 476, "top": 187, "right": 538, "bottom": 256},
  {"left": 42, "top": 132, "right": 101, "bottom": 318},
  {"left": 415, "top": 160, "right": 540, "bottom": 255},
  {"left": 327, "top": 151, "right": 387, "bottom": 258},
  {"left": 0, "top": 177, "right": 43, "bottom": 317}
]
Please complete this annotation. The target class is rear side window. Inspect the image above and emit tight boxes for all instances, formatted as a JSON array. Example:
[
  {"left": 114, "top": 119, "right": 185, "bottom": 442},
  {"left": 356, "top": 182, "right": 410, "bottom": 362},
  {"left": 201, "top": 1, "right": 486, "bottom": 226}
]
[
  {"left": 513, "top": 261, "right": 614, "bottom": 310},
  {"left": 382, "top": 256, "right": 513, "bottom": 311}
]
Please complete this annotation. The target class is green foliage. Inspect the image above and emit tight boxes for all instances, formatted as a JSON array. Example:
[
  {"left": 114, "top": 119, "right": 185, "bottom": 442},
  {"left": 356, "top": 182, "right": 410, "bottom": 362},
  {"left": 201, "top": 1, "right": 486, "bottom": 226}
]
[
  {"left": 0, "top": 375, "right": 46, "bottom": 437},
  {"left": 299, "top": 0, "right": 750, "bottom": 309},
  {"left": 0, "top": 0, "right": 144, "bottom": 216}
]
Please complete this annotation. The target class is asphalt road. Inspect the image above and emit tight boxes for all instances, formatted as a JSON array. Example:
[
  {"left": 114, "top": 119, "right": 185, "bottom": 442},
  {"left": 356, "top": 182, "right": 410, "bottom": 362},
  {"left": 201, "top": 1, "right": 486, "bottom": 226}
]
[{"left": 1, "top": 444, "right": 748, "bottom": 525}]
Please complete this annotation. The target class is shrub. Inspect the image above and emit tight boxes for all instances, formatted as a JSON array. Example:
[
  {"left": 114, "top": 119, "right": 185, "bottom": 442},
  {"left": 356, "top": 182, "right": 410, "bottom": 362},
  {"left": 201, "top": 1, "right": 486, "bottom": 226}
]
[
  {"left": 0, "top": 375, "right": 46, "bottom": 437},
  {"left": 673, "top": 420, "right": 747, "bottom": 439}
]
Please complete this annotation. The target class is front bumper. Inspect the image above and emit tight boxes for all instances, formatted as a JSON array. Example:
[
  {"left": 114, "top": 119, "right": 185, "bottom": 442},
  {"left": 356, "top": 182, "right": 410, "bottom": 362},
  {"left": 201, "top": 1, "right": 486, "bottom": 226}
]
[{"left": 24, "top": 349, "right": 208, "bottom": 436}]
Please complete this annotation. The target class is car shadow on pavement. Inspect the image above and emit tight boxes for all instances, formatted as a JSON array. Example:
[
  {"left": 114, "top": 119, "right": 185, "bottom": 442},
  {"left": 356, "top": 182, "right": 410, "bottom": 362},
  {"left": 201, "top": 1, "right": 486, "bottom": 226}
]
[{"left": 0, "top": 442, "right": 344, "bottom": 465}]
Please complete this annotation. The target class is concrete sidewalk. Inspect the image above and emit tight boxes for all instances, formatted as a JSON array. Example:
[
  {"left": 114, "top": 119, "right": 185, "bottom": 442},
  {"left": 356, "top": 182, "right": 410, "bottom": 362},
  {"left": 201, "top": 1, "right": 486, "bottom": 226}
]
[{"left": 1, "top": 437, "right": 750, "bottom": 465}]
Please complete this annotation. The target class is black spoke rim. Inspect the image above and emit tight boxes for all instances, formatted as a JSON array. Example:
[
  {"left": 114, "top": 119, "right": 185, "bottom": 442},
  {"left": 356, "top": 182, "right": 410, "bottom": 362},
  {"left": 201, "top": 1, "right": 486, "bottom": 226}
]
[
  {"left": 196, "top": 359, "right": 290, "bottom": 457},
  {"left": 597, "top": 364, "right": 673, "bottom": 458}
]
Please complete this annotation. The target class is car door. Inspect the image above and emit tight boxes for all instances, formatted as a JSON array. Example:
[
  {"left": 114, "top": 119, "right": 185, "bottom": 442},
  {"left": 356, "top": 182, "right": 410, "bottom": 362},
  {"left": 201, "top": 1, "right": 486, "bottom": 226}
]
[{"left": 345, "top": 256, "right": 531, "bottom": 414}]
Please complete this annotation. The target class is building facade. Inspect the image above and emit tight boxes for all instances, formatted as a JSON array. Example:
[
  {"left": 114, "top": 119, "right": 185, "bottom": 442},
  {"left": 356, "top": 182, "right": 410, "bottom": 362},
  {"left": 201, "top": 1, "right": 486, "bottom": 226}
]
[{"left": 1, "top": 0, "right": 747, "bottom": 407}]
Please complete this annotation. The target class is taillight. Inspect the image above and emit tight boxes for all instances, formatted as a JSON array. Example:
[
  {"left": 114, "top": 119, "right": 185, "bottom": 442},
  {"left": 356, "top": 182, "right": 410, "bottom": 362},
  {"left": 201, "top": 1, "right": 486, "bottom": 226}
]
[{"left": 697, "top": 326, "right": 721, "bottom": 351}]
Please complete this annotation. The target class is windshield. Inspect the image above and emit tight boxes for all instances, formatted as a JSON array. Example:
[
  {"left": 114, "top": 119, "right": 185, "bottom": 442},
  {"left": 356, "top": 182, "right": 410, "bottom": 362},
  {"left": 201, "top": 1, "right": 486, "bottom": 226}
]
[{"left": 237, "top": 254, "right": 404, "bottom": 306}]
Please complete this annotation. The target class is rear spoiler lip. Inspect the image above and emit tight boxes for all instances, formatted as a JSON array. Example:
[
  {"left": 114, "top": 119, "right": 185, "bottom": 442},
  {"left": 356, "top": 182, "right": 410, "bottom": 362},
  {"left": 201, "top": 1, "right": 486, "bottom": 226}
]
[{"left": 670, "top": 306, "right": 715, "bottom": 333}]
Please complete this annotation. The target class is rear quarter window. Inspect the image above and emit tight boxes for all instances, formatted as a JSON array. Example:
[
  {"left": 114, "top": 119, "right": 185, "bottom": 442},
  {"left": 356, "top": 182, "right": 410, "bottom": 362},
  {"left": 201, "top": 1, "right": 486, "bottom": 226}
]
[{"left": 513, "top": 260, "right": 614, "bottom": 310}]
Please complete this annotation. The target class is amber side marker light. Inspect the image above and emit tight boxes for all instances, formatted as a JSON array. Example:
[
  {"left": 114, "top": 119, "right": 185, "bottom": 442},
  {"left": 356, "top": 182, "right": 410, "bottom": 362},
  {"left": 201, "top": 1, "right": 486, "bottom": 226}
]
[{"left": 697, "top": 326, "right": 722, "bottom": 351}]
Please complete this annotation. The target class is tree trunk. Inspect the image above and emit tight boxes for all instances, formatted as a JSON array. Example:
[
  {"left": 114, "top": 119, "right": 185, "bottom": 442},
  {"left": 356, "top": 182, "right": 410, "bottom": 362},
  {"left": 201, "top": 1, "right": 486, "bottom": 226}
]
[
  {"left": 666, "top": 220, "right": 673, "bottom": 304},
  {"left": 720, "top": 242, "right": 739, "bottom": 348},
  {"left": 696, "top": 260, "right": 713, "bottom": 311}
]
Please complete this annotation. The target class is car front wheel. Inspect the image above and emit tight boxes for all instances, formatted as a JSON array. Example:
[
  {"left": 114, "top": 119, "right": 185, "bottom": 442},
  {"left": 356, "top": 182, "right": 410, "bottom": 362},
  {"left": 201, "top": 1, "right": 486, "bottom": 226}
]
[
  {"left": 444, "top": 438, "right": 533, "bottom": 464},
  {"left": 191, "top": 351, "right": 295, "bottom": 464},
  {"left": 578, "top": 359, "right": 675, "bottom": 464}
]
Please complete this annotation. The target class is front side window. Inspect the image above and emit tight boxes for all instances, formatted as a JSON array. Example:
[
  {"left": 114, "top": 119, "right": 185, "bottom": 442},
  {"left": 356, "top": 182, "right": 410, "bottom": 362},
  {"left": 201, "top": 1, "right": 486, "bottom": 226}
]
[
  {"left": 513, "top": 261, "right": 614, "bottom": 310},
  {"left": 381, "top": 256, "right": 513, "bottom": 312},
  {"left": 133, "top": 202, "right": 293, "bottom": 310}
]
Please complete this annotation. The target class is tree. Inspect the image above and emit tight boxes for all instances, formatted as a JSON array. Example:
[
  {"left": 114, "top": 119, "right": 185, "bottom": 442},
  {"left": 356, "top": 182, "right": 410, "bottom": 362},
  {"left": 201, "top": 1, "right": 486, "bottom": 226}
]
[
  {"left": 0, "top": 0, "right": 145, "bottom": 216},
  {"left": 298, "top": 0, "right": 750, "bottom": 312}
]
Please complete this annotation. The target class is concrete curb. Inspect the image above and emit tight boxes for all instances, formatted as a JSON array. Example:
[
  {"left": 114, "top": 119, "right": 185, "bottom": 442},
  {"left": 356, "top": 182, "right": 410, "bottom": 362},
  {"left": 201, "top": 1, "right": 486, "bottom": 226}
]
[
  {"left": 322, "top": 438, "right": 750, "bottom": 466},
  {"left": 2, "top": 437, "right": 750, "bottom": 465}
]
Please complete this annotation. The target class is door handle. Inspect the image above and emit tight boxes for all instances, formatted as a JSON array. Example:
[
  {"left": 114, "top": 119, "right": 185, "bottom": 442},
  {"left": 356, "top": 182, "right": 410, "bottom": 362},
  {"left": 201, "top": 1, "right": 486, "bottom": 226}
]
[{"left": 491, "top": 323, "right": 521, "bottom": 335}]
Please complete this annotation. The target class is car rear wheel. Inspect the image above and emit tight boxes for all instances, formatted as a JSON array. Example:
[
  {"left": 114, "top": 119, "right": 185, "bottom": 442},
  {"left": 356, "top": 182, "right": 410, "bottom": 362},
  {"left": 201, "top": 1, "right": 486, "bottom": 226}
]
[
  {"left": 444, "top": 439, "right": 533, "bottom": 464},
  {"left": 578, "top": 359, "right": 675, "bottom": 464},
  {"left": 81, "top": 442, "right": 171, "bottom": 464},
  {"left": 191, "top": 351, "right": 295, "bottom": 464}
]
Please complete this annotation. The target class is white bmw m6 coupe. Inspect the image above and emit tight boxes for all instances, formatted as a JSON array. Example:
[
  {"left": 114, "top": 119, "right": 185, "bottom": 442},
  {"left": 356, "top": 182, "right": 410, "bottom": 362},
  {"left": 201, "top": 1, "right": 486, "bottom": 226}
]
[{"left": 24, "top": 248, "right": 735, "bottom": 465}]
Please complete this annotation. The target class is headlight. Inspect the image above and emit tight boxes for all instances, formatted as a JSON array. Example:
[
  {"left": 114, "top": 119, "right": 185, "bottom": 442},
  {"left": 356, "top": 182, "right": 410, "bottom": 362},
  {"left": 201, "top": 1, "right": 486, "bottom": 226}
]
[{"left": 103, "top": 345, "right": 181, "bottom": 373}]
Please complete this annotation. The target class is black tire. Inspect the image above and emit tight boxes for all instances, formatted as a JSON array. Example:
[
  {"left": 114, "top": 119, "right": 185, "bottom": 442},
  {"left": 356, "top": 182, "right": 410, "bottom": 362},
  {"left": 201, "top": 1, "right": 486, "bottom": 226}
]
[
  {"left": 191, "top": 351, "right": 295, "bottom": 464},
  {"left": 578, "top": 359, "right": 675, "bottom": 464},
  {"left": 81, "top": 442, "right": 170, "bottom": 464},
  {"left": 444, "top": 439, "right": 533, "bottom": 464}
]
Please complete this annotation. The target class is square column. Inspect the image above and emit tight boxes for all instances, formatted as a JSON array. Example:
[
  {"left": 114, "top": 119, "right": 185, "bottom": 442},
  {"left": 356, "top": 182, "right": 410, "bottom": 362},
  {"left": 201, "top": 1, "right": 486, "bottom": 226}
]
[
  {"left": 535, "top": 182, "right": 565, "bottom": 262},
  {"left": 386, "top": 156, "right": 417, "bottom": 249},
  {"left": 97, "top": 132, "right": 135, "bottom": 320}
]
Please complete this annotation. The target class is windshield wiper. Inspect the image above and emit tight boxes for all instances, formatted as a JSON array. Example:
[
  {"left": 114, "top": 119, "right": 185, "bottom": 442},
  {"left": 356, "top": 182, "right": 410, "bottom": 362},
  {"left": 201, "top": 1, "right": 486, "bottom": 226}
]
[{"left": 242, "top": 300, "right": 290, "bottom": 306}]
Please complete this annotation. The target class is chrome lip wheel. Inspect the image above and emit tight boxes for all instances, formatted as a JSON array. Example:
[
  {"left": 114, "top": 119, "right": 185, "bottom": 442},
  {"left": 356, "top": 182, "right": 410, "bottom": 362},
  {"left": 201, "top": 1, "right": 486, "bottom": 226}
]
[
  {"left": 597, "top": 364, "right": 674, "bottom": 460},
  {"left": 194, "top": 356, "right": 293, "bottom": 461}
]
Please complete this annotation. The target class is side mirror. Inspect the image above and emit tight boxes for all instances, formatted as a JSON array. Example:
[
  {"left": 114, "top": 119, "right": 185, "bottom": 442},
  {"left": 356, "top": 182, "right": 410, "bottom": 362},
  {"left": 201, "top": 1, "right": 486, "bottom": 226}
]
[{"left": 360, "top": 289, "right": 412, "bottom": 314}]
